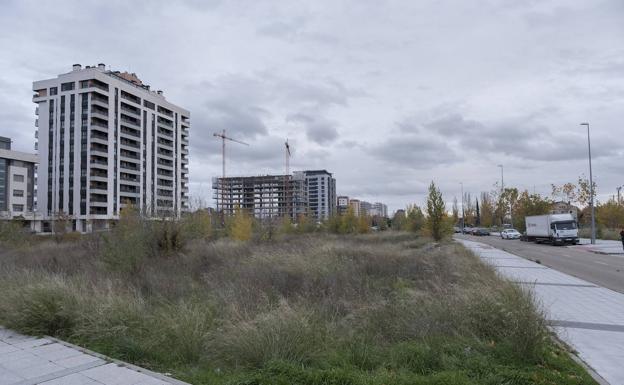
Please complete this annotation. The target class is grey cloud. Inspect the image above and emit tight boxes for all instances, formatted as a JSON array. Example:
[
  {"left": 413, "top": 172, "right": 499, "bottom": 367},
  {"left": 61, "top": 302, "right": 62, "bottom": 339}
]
[
  {"left": 287, "top": 113, "right": 339, "bottom": 145},
  {"left": 370, "top": 134, "right": 461, "bottom": 168}
]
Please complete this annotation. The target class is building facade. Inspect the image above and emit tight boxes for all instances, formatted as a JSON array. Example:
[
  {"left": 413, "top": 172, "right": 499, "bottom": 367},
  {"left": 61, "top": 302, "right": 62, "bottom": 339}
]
[
  {"left": 337, "top": 195, "right": 349, "bottom": 215},
  {"left": 212, "top": 174, "right": 307, "bottom": 219},
  {"left": 370, "top": 202, "right": 388, "bottom": 218},
  {"left": 0, "top": 137, "right": 38, "bottom": 219},
  {"left": 303, "top": 170, "right": 336, "bottom": 222},
  {"left": 33, "top": 64, "right": 190, "bottom": 232},
  {"left": 349, "top": 199, "right": 361, "bottom": 217}
]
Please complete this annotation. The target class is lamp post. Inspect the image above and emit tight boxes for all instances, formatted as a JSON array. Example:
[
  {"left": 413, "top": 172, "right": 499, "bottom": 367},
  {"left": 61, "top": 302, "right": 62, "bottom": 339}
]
[
  {"left": 580, "top": 123, "right": 596, "bottom": 245},
  {"left": 498, "top": 164, "right": 507, "bottom": 226},
  {"left": 460, "top": 182, "right": 465, "bottom": 232}
]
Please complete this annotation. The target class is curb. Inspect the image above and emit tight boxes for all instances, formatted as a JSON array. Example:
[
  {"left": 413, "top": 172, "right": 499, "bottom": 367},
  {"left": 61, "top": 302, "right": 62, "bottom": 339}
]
[
  {"left": 44, "top": 335, "right": 190, "bottom": 385},
  {"left": 550, "top": 333, "right": 611, "bottom": 385}
]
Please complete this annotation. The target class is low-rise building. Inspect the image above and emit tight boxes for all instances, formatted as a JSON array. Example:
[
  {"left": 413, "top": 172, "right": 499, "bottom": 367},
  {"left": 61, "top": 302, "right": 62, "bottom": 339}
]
[{"left": 0, "top": 137, "right": 38, "bottom": 222}]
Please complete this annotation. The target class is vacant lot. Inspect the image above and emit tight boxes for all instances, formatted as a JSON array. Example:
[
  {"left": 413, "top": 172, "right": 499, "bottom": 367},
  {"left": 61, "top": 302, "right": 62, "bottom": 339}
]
[{"left": 0, "top": 230, "right": 595, "bottom": 384}]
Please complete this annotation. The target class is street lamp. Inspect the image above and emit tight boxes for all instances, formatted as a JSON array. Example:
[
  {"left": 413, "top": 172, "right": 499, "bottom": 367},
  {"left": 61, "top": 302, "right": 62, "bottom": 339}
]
[
  {"left": 580, "top": 122, "right": 596, "bottom": 245},
  {"left": 460, "top": 182, "right": 465, "bottom": 232}
]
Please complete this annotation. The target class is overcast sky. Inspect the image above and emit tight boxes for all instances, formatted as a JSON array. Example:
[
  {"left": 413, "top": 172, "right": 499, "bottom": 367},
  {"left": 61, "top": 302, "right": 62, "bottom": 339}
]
[{"left": 1, "top": 0, "right": 623, "bottom": 212}]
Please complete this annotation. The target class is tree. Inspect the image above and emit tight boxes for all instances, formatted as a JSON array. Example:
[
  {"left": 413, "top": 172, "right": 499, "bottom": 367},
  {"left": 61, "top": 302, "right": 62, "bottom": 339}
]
[
  {"left": 480, "top": 192, "right": 495, "bottom": 227},
  {"left": 463, "top": 192, "right": 475, "bottom": 225},
  {"left": 596, "top": 199, "right": 624, "bottom": 229},
  {"left": 406, "top": 204, "right": 425, "bottom": 232},
  {"left": 341, "top": 206, "right": 358, "bottom": 234},
  {"left": 426, "top": 181, "right": 449, "bottom": 241},
  {"left": 391, "top": 209, "right": 407, "bottom": 231},
  {"left": 551, "top": 183, "right": 577, "bottom": 204},
  {"left": 452, "top": 197, "right": 459, "bottom": 224},
  {"left": 475, "top": 198, "right": 481, "bottom": 226},
  {"left": 513, "top": 191, "right": 552, "bottom": 231},
  {"left": 357, "top": 215, "right": 371, "bottom": 234},
  {"left": 577, "top": 175, "right": 597, "bottom": 207},
  {"left": 53, "top": 211, "right": 71, "bottom": 243}
]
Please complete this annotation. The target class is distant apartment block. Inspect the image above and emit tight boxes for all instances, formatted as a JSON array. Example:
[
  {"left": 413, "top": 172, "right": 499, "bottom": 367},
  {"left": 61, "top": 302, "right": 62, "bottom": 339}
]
[
  {"left": 337, "top": 195, "right": 349, "bottom": 215},
  {"left": 212, "top": 169, "right": 336, "bottom": 221},
  {"left": 32, "top": 64, "right": 190, "bottom": 232},
  {"left": 0, "top": 137, "right": 37, "bottom": 219},
  {"left": 370, "top": 202, "right": 388, "bottom": 218},
  {"left": 303, "top": 170, "right": 336, "bottom": 222},
  {"left": 349, "top": 199, "right": 361, "bottom": 217},
  {"left": 212, "top": 174, "right": 307, "bottom": 219},
  {"left": 360, "top": 200, "right": 372, "bottom": 216}
]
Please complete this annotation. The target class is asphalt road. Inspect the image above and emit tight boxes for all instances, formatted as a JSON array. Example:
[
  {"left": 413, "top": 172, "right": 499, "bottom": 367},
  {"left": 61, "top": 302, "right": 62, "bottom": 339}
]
[{"left": 455, "top": 233, "right": 624, "bottom": 294}]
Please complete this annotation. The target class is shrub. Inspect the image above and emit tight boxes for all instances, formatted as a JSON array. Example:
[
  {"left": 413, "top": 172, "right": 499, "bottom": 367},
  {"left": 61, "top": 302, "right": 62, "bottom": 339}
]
[
  {"left": 101, "top": 207, "right": 149, "bottom": 274},
  {"left": 229, "top": 209, "right": 254, "bottom": 241}
]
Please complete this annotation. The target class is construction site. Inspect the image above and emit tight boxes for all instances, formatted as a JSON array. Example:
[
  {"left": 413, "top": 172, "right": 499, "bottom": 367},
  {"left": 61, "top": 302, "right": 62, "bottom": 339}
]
[{"left": 212, "top": 173, "right": 308, "bottom": 219}]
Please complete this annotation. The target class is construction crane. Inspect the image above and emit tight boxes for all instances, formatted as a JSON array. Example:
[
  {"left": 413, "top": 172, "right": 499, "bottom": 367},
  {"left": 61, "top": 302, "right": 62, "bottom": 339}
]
[
  {"left": 284, "top": 139, "right": 291, "bottom": 176},
  {"left": 213, "top": 129, "right": 249, "bottom": 214},
  {"left": 284, "top": 139, "right": 291, "bottom": 219}
]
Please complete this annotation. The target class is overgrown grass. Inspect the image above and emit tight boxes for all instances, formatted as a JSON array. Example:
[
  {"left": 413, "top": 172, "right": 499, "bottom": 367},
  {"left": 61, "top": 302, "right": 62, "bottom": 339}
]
[{"left": 0, "top": 230, "right": 596, "bottom": 385}]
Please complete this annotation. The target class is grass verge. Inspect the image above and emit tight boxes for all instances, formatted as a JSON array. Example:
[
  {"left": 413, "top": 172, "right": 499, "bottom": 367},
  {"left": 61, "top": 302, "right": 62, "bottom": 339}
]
[{"left": 0, "top": 231, "right": 597, "bottom": 384}]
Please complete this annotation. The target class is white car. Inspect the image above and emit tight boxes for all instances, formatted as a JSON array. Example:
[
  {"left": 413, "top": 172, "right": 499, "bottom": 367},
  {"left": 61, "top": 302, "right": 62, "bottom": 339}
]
[{"left": 501, "top": 229, "right": 521, "bottom": 239}]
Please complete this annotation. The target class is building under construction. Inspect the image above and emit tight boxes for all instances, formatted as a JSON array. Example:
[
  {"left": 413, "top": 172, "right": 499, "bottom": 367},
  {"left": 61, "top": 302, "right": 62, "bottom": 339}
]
[{"left": 212, "top": 172, "right": 307, "bottom": 219}]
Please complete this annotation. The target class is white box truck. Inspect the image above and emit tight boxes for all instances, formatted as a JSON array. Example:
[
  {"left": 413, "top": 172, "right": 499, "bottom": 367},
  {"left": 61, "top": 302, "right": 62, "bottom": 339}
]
[{"left": 524, "top": 214, "right": 579, "bottom": 245}]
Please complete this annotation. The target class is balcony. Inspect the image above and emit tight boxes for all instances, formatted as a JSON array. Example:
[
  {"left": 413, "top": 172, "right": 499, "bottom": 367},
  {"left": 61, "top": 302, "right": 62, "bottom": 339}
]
[
  {"left": 157, "top": 106, "right": 173, "bottom": 118},
  {"left": 120, "top": 104, "right": 141, "bottom": 118},
  {"left": 120, "top": 116, "right": 141, "bottom": 129},
  {"left": 157, "top": 118, "right": 173, "bottom": 128},
  {"left": 90, "top": 109, "right": 109, "bottom": 121},
  {"left": 91, "top": 118, "right": 109, "bottom": 131},
  {"left": 120, "top": 126, "right": 140, "bottom": 138},
  {"left": 157, "top": 128, "right": 173, "bottom": 138}
]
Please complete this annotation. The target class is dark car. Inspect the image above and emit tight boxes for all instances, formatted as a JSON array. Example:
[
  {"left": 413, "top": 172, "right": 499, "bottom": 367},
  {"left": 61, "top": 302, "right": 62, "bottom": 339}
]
[{"left": 473, "top": 228, "right": 490, "bottom": 236}]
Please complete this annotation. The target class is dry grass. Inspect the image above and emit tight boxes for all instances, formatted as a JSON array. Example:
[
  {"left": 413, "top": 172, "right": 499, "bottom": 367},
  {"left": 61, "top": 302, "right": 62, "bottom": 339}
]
[{"left": 0, "top": 230, "right": 595, "bottom": 384}]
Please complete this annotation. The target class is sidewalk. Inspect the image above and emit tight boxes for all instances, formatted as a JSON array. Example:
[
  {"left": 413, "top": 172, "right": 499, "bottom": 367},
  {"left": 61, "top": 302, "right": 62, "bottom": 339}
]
[
  {"left": 0, "top": 328, "right": 189, "bottom": 385},
  {"left": 575, "top": 238, "right": 624, "bottom": 256},
  {"left": 458, "top": 239, "right": 624, "bottom": 385}
]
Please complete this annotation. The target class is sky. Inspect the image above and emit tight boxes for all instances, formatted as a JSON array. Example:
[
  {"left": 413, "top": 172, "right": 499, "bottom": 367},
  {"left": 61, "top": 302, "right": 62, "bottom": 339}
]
[{"left": 1, "top": 0, "right": 623, "bottom": 213}]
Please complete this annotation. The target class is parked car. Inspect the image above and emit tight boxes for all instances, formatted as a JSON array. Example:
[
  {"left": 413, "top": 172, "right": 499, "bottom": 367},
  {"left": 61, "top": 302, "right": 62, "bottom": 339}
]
[
  {"left": 453, "top": 226, "right": 462, "bottom": 233},
  {"left": 463, "top": 226, "right": 473, "bottom": 234},
  {"left": 473, "top": 228, "right": 490, "bottom": 236},
  {"left": 501, "top": 229, "right": 521, "bottom": 239}
]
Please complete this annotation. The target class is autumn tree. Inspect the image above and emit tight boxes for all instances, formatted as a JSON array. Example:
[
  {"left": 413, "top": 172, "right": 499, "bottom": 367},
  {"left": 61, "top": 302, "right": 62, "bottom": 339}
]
[
  {"left": 513, "top": 191, "right": 552, "bottom": 231},
  {"left": 480, "top": 192, "right": 495, "bottom": 227},
  {"left": 596, "top": 199, "right": 624, "bottom": 229},
  {"left": 406, "top": 204, "right": 425, "bottom": 232},
  {"left": 426, "top": 181, "right": 449, "bottom": 241},
  {"left": 452, "top": 197, "right": 459, "bottom": 224}
]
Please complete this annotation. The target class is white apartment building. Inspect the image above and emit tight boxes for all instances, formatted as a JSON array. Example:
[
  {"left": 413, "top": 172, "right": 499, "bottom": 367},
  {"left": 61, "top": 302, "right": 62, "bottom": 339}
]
[
  {"left": 0, "top": 137, "right": 37, "bottom": 220},
  {"left": 370, "top": 202, "right": 388, "bottom": 218},
  {"left": 33, "top": 64, "right": 190, "bottom": 232},
  {"left": 302, "top": 170, "right": 336, "bottom": 222}
]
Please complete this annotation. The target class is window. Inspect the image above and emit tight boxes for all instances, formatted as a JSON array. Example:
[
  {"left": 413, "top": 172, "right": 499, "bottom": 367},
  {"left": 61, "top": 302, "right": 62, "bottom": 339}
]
[
  {"left": 13, "top": 189, "right": 24, "bottom": 197},
  {"left": 61, "top": 82, "right": 75, "bottom": 91},
  {"left": 49, "top": 87, "right": 58, "bottom": 95},
  {"left": 13, "top": 174, "right": 24, "bottom": 182},
  {"left": 143, "top": 100, "right": 155, "bottom": 110},
  {"left": 12, "top": 204, "right": 24, "bottom": 212}
]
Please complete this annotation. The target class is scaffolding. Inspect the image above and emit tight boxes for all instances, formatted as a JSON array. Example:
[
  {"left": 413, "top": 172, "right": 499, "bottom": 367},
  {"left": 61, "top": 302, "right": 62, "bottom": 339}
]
[{"left": 212, "top": 173, "right": 307, "bottom": 220}]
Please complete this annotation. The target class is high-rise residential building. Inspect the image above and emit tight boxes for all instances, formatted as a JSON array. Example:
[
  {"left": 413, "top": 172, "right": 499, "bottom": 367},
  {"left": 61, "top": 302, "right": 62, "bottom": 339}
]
[
  {"left": 359, "top": 200, "right": 372, "bottom": 216},
  {"left": 33, "top": 64, "right": 190, "bottom": 232},
  {"left": 349, "top": 199, "right": 361, "bottom": 217},
  {"left": 337, "top": 195, "right": 349, "bottom": 215},
  {"left": 370, "top": 202, "right": 388, "bottom": 218},
  {"left": 0, "top": 137, "right": 38, "bottom": 220},
  {"left": 303, "top": 170, "right": 336, "bottom": 222}
]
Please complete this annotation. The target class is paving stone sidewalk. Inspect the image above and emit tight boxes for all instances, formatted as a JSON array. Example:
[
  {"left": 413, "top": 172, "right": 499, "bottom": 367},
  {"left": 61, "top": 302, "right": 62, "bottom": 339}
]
[
  {"left": 0, "top": 328, "right": 189, "bottom": 385},
  {"left": 575, "top": 238, "right": 624, "bottom": 256},
  {"left": 458, "top": 238, "right": 624, "bottom": 385}
]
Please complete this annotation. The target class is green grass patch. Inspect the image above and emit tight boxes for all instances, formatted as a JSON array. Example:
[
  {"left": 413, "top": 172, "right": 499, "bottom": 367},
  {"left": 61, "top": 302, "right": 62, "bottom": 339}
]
[{"left": 0, "top": 231, "right": 596, "bottom": 384}]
